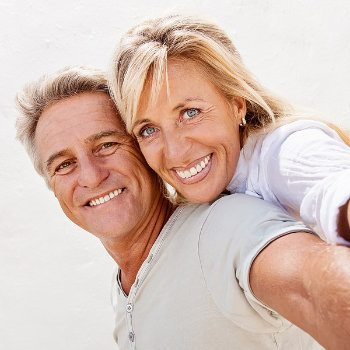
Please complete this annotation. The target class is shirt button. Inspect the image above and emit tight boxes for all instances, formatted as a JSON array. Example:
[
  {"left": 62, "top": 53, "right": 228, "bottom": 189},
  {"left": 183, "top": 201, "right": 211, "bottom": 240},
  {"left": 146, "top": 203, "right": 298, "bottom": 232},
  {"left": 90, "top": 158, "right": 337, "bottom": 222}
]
[
  {"left": 126, "top": 304, "right": 133, "bottom": 313},
  {"left": 128, "top": 331, "right": 135, "bottom": 342}
]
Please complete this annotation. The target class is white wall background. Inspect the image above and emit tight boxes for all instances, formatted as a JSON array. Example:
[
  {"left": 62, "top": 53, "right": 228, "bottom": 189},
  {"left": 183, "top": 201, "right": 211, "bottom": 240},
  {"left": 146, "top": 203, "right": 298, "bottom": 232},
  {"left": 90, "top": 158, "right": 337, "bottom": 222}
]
[{"left": 1, "top": 1, "right": 349, "bottom": 349}]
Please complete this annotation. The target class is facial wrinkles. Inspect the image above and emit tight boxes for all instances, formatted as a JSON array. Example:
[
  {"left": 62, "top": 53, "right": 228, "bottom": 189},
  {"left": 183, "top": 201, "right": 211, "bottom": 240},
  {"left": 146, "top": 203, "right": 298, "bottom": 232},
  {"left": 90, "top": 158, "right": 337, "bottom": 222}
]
[
  {"left": 132, "top": 59, "right": 243, "bottom": 203},
  {"left": 50, "top": 147, "right": 99, "bottom": 208}
]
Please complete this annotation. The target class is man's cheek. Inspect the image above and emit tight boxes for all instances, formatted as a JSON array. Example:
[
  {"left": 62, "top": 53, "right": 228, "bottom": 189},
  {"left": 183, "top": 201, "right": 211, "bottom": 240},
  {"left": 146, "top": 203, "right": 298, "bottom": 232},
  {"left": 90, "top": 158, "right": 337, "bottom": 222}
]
[
  {"left": 51, "top": 177, "right": 58, "bottom": 198},
  {"left": 58, "top": 197, "right": 83, "bottom": 229}
]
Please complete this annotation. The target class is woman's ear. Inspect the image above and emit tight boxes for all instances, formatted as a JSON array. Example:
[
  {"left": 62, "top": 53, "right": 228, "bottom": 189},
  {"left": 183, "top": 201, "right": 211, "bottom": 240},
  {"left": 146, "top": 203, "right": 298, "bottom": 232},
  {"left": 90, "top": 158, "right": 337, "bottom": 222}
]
[
  {"left": 234, "top": 96, "right": 247, "bottom": 117},
  {"left": 230, "top": 96, "right": 247, "bottom": 124}
]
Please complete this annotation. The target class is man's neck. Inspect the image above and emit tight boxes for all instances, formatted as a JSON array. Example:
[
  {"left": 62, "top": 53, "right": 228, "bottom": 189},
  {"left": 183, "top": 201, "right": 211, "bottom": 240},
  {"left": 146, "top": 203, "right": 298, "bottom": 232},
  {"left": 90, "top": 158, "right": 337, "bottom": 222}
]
[{"left": 102, "top": 193, "right": 175, "bottom": 294}]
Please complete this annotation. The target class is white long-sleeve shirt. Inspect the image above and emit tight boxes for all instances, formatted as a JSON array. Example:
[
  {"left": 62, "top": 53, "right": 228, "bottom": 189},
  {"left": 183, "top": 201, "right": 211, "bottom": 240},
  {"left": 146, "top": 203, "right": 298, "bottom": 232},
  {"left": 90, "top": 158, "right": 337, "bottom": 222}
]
[{"left": 227, "top": 120, "right": 350, "bottom": 245}]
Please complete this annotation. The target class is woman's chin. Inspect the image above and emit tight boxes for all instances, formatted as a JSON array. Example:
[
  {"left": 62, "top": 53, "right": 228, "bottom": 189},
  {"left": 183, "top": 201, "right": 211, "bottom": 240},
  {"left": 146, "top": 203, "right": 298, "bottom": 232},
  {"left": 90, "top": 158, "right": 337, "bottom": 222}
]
[{"left": 180, "top": 186, "right": 222, "bottom": 204}]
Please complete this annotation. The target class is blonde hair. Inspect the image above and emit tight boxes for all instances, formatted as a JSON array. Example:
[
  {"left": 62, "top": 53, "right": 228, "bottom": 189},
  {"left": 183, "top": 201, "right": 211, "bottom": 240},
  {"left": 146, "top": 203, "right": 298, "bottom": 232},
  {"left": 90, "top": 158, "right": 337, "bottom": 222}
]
[
  {"left": 109, "top": 14, "right": 297, "bottom": 142},
  {"left": 109, "top": 14, "right": 350, "bottom": 204},
  {"left": 16, "top": 65, "right": 109, "bottom": 187}
]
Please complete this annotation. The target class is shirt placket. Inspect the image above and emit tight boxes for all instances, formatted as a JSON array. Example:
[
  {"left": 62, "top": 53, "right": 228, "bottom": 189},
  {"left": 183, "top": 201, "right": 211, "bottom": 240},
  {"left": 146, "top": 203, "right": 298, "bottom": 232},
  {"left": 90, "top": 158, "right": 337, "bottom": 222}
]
[{"left": 118, "top": 207, "right": 184, "bottom": 349}]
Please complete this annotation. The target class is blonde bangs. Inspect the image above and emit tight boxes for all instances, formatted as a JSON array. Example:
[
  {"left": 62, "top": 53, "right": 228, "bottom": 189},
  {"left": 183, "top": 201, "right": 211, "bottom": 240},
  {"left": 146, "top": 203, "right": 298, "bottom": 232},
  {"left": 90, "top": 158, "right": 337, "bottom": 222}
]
[{"left": 113, "top": 41, "right": 168, "bottom": 133}]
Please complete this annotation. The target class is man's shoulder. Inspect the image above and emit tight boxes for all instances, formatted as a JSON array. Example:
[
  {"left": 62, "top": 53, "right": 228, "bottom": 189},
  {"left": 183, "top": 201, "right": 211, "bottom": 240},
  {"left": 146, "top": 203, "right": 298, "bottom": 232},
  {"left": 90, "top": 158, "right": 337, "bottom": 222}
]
[
  {"left": 197, "top": 194, "right": 308, "bottom": 332},
  {"left": 206, "top": 193, "right": 291, "bottom": 224},
  {"left": 201, "top": 193, "right": 310, "bottom": 249},
  {"left": 176, "top": 193, "right": 294, "bottom": 230},
  {"left": 171, "top": 193, "right": 305, "bottom": 244}
]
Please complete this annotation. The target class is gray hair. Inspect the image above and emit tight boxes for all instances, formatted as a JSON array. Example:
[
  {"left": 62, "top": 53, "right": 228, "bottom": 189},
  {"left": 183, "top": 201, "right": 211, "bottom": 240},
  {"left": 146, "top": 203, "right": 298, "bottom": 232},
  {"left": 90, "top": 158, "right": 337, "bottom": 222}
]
[{"left": 16, "top": 65, "right": 109, "bottom": 187}]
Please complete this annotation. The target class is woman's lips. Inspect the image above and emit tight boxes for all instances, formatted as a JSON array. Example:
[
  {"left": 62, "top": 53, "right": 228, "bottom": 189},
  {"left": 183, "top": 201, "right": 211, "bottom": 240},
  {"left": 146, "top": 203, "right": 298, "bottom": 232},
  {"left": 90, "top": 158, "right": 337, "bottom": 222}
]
[{"left": 173, "top": 154, "right": 212, "bottom": 184}]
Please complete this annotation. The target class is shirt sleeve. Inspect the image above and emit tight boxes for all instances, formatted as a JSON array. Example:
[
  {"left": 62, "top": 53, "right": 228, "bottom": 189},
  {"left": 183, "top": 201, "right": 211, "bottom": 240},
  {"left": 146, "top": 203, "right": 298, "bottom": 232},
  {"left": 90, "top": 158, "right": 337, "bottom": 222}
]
[
  {"left": 198, "top": 194, "right": 315, "bottom": 333},
  {"left": 259, "top": 120, "right": 350, "bottom": 245}
]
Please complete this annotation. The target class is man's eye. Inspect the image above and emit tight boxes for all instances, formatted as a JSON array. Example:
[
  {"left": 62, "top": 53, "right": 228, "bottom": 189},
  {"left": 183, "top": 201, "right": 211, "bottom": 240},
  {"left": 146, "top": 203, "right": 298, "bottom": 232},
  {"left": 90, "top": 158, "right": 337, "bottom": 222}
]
[
  {"left": 183, "top": 108, "right": 200, "bottom": 119},
  {"left": 55, "top": 161, "right": 73, "bottom": 174},
  {"left": 95, "top": 141, "right": 119, "bottom": 156},
  {"left": 140, "top": 126, "right": 156, "bottom": 137},
  {"left": 102, "top": 142, "right": 117, "bottom": 149}
]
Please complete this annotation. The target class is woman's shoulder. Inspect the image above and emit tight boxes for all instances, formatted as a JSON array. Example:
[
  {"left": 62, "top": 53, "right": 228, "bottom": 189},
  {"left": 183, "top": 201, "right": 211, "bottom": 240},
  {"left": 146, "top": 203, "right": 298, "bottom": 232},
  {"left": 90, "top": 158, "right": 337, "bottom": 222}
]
[
  {"left": 254, "top": 119, "right": 344, "bottom": 159},
  {"left": 228, "top": 119, "right": 346, "bottom": 194},
  {"left": 266, "top": 119, "right": 341, "bottom": 141}
]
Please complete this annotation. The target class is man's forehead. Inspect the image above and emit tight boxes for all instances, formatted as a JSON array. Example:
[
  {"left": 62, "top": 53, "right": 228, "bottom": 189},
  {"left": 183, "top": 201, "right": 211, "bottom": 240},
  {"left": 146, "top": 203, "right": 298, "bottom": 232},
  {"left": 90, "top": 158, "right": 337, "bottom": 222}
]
[
  {"left": 35, "top": 92, "right": 133, "bottom": 169},
  {"left": 37, "top": 92, "right": 127, "bottom": 137}
]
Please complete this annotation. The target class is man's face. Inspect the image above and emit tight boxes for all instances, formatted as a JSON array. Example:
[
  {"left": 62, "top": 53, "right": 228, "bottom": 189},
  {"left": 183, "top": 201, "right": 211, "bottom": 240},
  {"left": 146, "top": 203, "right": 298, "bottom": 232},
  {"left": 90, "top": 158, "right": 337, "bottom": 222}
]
[{"left": 35, "top": 92, "right": 159, "bottom": 240}]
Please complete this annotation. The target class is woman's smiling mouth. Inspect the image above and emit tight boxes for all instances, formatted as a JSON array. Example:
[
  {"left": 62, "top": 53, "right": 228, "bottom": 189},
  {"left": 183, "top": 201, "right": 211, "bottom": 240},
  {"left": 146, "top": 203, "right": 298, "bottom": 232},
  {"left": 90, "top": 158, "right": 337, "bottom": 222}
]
[{"left": 173, "top": 154, "right": 212, "bottom": 183}]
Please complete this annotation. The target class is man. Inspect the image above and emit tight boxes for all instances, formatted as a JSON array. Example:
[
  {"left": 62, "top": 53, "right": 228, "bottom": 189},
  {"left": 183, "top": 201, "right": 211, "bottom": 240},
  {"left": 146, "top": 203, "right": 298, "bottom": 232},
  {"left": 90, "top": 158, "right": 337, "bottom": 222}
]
[{"left": 16, "top": 66, "right": 350, "bottom": 350}]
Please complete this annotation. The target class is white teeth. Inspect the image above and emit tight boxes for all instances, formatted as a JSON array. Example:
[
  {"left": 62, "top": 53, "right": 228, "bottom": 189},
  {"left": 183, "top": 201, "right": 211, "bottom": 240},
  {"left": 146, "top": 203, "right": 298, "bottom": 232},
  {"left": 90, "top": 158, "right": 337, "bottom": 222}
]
[
  {"left": 89, "top": 188, "right": 124, "bottom": 207},
  {"left": 175, "top": 154, "right": 212, "bottom": 180},
  {"left": 190, "top": 167, "right": 197, "bottom": 176}
]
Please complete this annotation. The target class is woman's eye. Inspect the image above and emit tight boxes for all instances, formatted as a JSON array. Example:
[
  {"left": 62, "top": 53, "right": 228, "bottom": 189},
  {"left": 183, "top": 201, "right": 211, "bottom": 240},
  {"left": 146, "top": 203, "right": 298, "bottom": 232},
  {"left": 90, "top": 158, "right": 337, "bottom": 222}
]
[
  {"left": 140, "top": 126, "right": 156, "bottom": 137},
  {"left": 183, "top": 108, "right": 199, "bottom": 119}
]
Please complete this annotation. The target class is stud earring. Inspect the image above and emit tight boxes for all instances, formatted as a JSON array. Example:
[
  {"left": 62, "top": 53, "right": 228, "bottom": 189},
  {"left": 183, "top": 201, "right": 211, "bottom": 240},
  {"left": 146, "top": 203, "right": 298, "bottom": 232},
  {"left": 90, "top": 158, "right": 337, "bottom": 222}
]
[{"left": 239, "top": 117, "right": 246, "bottom": 127}]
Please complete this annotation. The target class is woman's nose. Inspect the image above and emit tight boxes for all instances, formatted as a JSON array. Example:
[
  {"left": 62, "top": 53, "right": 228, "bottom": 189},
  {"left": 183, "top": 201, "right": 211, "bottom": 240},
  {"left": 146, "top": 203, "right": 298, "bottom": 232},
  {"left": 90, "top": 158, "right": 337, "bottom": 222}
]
[{"left": 162, "top": 129, "right": 192, "bottom": 164}]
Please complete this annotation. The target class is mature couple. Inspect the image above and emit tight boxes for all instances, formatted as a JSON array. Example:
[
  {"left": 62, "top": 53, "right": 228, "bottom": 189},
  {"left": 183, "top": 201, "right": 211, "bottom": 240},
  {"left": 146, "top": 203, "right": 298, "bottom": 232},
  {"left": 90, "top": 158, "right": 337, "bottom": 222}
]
[{"left": 16, "top": 15, "right": 350, "bottom": 350}]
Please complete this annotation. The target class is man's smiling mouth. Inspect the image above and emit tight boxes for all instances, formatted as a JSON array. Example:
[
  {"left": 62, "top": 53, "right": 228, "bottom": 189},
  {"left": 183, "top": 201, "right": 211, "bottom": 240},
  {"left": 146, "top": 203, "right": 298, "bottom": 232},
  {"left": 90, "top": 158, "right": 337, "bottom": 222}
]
[{"left": 87, "top": 188, "right": 125, "bottom": 207}]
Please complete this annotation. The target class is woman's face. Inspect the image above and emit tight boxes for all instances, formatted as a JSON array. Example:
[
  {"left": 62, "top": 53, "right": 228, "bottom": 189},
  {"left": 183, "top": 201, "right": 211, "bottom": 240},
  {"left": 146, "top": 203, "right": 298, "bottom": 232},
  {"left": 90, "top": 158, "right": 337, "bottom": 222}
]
[{"left": 133, "top": 59, "right": 246, "bottom": 203}]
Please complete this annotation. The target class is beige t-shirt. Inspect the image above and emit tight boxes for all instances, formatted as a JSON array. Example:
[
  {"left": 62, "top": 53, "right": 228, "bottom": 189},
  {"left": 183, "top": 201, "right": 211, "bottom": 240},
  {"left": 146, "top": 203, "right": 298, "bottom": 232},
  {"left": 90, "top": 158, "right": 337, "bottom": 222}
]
[{"left": 112, "top": 194, "right": 324, "bottom": 350}]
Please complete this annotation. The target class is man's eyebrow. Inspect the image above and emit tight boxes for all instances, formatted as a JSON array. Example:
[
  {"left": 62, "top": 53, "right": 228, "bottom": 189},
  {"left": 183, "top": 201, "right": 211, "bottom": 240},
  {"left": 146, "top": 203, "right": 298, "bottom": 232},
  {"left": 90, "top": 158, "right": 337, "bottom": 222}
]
[
  {"left": 45, "top": 149, "right": 69, "bottom": 173},
  {"left": 45, "top": 130, "right": 126, "bottom": 173},
  {"left": 84, "top": 130, "right": 124, "bottom": 144}
]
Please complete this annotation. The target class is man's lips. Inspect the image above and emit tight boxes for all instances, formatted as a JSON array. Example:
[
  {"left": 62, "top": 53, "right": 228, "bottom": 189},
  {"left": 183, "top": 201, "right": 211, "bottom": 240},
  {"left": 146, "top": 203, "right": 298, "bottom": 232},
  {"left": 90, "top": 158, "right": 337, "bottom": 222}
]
[{"left": 85, "top": 188, "right": 125, "bottom": 207}]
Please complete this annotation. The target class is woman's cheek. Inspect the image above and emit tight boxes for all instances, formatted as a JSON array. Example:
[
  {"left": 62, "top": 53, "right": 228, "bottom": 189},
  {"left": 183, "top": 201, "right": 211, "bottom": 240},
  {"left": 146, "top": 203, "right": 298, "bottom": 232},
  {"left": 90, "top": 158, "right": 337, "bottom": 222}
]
[{"left": 140, "top": 143, "right": 159, "bottom": 169}]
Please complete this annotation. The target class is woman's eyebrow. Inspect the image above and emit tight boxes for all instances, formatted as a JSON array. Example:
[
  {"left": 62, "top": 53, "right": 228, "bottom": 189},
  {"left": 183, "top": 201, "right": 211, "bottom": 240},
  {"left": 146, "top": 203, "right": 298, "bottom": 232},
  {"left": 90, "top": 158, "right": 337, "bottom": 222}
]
[
  {"left": 132, "top": 119, "right": 150, "bottom": 129},
  {"left": 173, "top": 98, "right": 205, "bottom": 111},
  {"left": 132, "top": 98, "right": 206, "bottom": 130}
]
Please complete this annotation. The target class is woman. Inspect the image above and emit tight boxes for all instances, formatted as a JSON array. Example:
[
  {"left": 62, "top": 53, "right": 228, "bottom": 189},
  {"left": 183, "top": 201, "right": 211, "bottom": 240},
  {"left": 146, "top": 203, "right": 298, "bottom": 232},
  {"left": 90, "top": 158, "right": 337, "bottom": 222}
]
[{"left": 109, "top": 14, "right": 350, "bottom": 245}]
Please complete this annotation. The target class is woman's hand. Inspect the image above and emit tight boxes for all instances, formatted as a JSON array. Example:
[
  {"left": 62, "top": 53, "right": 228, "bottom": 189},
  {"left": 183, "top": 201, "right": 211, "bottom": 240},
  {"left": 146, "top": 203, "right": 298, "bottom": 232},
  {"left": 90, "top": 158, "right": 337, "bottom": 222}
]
[{"left": 338, "top": 200, "right": 350, "bottom": 241}]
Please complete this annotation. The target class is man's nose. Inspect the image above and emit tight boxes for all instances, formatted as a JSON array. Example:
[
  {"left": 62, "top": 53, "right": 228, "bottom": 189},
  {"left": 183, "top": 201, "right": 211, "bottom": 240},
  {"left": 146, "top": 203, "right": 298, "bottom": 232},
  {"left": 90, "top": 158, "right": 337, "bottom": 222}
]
[{"left": 77, "top": 155, "right": 109, "bottom": 188}]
